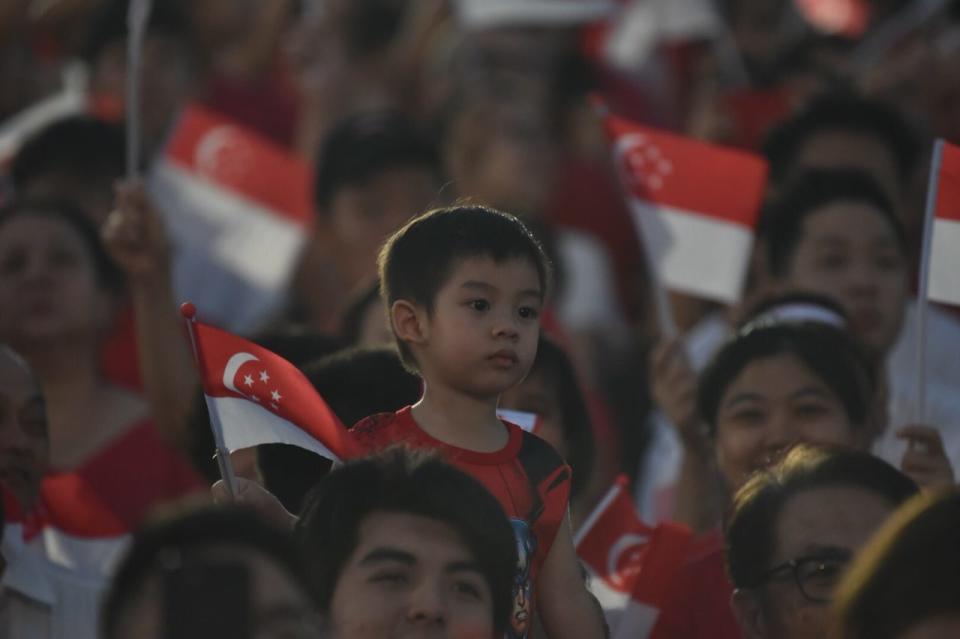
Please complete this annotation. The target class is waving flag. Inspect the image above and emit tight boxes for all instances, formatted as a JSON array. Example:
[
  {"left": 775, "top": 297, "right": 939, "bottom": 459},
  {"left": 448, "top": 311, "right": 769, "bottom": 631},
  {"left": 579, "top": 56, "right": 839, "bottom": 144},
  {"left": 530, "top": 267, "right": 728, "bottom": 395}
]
[
  {"left": 575, "top": 475, "right": 691, "bottom": 638},
  {"left": 149, "top": 104, "right": 313, "bottom": 333},
  {"left": 181, "top": 304, "right": 358, "bottom": 462},
  {"left": 605, "top": 113, "right": 768, "bottom": 304},
  {"left": 496, "top": 409, "right": 542, "bottom": 434},
  {"left": 928, "top": 140, "right": 960, "bottom": 306}
]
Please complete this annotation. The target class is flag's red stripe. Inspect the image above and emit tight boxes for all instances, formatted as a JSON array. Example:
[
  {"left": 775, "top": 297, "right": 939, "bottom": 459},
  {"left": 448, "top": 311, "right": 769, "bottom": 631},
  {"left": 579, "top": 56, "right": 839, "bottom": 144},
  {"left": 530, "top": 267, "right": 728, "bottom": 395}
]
[
  {"left": 164, "top": 104, "right": 314, "bottom": 225},
  {"left": 606, "top": 114, "right": 768, "bottom": 227},
  {"left": 936, "top": 141, "right": 960, "bottom": 223}
]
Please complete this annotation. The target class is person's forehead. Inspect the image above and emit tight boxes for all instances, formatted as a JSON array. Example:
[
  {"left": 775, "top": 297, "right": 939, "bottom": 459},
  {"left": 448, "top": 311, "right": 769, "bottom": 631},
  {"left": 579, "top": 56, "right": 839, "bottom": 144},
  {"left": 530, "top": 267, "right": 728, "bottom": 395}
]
[
  {"left": 773, "top": 486, "right": 892, "bottom": 559},
  {"left": 799, "top": 201, "right": 898, "bottom": 242},
  {"left": 354, "top": 511, "right": 475, "bottom": 562},
  {"left": 445, "top": 255, "right": 542, "bottom": 287}
]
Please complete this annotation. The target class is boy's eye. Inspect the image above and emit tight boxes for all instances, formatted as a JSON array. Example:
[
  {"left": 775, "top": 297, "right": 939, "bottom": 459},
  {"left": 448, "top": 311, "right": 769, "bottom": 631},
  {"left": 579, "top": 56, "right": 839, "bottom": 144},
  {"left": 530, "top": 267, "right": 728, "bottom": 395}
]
[
  {"left": 453, "top": 579, "right": 484, "bottom": 601},
  {"left": 816, "top": 253, "right": 848, "bottom": 271},
  {"left": 518, "top": 306, "right": 539, "bottom": 320},
  {"left": 371, "top": 571, "right": 409, "bottom": 586},
  {"left": 468, "top": 299, "right": 490, "bottom": 312}
]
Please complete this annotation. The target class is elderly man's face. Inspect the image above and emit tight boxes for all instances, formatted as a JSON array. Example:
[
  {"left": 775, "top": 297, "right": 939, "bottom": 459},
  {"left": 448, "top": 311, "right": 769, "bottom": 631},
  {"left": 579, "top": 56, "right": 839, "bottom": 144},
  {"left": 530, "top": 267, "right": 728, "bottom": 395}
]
[
  {"left": 329, "top": 511, "right": 495, "bottom": 639},
  {"left": 734, "top": 485, "right": 895, "bottom": 639}
]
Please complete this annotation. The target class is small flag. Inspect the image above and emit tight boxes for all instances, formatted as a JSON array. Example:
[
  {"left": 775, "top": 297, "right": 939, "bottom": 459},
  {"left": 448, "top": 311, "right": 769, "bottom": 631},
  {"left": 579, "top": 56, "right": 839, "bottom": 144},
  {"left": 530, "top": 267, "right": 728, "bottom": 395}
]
[
  {"left": 605, "top": 113, "right": 768, "bottom": 304},
  {"left": 181, "top": 304, "right": 359, "bottom": 462},
  {"left": 496, "top": 409, "right": 542, "bottom": 434},
  {"left": 149, "top": 104, "right": 313, "bottom": 333},
  {"left": 928, "top": 140, "right": 960, "bottom": 306},
  {"left": 575, "top": 475, "right": 691, "bottom": 638}
]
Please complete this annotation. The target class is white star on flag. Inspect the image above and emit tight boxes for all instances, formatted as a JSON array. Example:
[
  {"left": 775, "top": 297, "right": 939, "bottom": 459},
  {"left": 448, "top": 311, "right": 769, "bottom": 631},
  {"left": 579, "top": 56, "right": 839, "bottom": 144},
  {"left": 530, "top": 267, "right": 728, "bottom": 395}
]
[
  {"left": 250, "top": 394, "right": 260, "bottom": 402},
  {"left": 259, "top": 371, "right": 270, "bottom": 383},
  {"left": 243, "top": 374, "right": 253, "bottom": 387},
  {"left": 271, "top": 390, "right": 281, "bottom": 402}
]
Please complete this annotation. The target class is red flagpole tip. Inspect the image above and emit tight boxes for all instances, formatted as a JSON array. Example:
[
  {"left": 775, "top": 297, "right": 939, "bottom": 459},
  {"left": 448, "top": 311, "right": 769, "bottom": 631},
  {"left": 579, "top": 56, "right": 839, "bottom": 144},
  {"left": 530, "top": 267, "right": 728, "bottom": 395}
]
[{"left": 179, "top": 302, "right": 197, "bottom": 320}]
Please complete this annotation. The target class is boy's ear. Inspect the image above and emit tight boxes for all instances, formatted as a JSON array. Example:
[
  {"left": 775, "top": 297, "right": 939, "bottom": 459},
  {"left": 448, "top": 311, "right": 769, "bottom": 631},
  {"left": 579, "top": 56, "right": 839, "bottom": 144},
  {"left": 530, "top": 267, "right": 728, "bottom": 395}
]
[
  {"left": 390, "top": 299, "right": 428, "bottom": 347},
  {"left": 731, "top": 589, "right": 768, "bottom": 639}
]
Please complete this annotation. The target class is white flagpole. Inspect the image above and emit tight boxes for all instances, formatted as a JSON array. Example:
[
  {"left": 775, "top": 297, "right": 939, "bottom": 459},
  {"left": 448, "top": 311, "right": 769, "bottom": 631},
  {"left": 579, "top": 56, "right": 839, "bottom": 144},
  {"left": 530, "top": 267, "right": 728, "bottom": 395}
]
[
  {"left": 126, "top": 0, "right": 152, "bottom": 178},
  {"left": 180, "top": 303, "right": 238, "bottom": 498},
  {"left": 914, "top": 139, "right": 945, "bottom": 426}
]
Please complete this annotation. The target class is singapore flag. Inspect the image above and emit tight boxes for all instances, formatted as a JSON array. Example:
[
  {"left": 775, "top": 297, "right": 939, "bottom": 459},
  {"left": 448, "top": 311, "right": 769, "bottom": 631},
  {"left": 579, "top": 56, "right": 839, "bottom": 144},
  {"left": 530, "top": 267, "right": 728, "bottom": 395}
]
[
  {"left": 149, "top": 104, "right": 313, "bottom": 333},
  {"left": 605, "top": 113, "right": 768, "bottom": 304},
  {"left": 183, "top": 305, "right": 359, "bottom": 461},
  {"left": 928, "top": 140, "right": 960, "bottom": 307},
  {"left": 574, "top": 475, "right": 691, "bottom": 638}
]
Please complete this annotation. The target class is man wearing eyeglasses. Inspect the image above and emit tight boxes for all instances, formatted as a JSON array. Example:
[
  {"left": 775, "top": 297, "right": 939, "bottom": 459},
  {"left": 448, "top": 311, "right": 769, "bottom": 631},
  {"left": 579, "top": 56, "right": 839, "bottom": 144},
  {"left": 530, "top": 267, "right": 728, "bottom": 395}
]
[{"left": 725, "top": 444, "right": 918, "bottom": 639}]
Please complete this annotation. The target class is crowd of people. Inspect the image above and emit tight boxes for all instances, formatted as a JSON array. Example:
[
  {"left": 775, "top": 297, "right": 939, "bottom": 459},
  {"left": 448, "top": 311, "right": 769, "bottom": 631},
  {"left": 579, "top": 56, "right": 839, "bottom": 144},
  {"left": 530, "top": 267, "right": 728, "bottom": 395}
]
[{"left": 0, "top": 0, "right": 959, "bottom": 637}]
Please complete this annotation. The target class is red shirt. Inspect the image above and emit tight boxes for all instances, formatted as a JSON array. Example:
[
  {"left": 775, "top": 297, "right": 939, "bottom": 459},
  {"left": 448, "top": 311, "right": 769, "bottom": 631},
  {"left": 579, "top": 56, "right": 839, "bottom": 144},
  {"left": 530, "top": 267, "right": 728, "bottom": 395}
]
[
  {"left": 351, "top": 406, "right": 572, "bottom": 639},
  {"left": 649, "top": 530, "right": 743, "bottom": 639}
]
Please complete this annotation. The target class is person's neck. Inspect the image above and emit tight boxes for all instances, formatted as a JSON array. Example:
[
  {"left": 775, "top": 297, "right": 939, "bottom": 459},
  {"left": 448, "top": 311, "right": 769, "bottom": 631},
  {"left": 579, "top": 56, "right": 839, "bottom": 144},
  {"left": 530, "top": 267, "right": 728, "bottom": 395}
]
[{"left": 411, "top": 381, "right": 508, "bottom": 453}]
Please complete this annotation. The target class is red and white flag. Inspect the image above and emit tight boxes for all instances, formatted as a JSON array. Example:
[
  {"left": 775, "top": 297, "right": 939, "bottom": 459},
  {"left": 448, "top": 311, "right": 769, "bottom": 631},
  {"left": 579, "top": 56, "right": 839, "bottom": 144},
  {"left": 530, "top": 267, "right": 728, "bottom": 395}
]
[
  {"left": 149, "top": 104, "right": 313, "bottom": 333},
  {"left": 928, "top": 140, "right": 960, "bottom": 306},
  {"left": 605, "top": 113, "right": 768, "bottom": 304},
  {"left": 182, "top": 305, "right": 359, "bottom": 461},
  {"left": 575, "top": 475, "right": 691, "bottom": 638}
]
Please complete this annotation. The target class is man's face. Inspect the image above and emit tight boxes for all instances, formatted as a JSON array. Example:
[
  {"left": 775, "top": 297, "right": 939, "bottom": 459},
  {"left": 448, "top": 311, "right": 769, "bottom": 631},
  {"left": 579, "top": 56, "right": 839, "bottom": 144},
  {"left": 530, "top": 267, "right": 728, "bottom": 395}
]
[
  {"left": 784, "top": 202, "right": 908, "bottom": 356},
  {"left": 735, "top": 485, "right": 895, "bottom": 639},
  {"left": 0, "top": 349, "right": 47, "bottom": 507},
  {"left": 330, "top": 511, "right": 495, "bottom": 639}
]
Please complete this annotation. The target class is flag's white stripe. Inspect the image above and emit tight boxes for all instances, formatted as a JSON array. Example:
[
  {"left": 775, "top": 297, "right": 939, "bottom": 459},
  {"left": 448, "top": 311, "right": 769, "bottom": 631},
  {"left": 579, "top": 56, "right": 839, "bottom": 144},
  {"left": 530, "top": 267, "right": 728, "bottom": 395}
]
[
  {"left": 496, "top": 409, "right": 537, "bottom": 433},
  {"left": 3, "top": 523, "right": 129, "bottom": 580},
  {"left": 929, "top": 217, "right": 960, "bottom": 306},
  {"left": 586, "top": 571, "right": 631, "bottom": 612},
  {"left": 149, "top": 161, "right": 306, "bottom": 290},
  {"left": 456, "top": 0, "right": 614, "bottom": 28},
  {"left": 612, "top": 599, "right": 660, "bottom": 639},
  {"left": 206, "top": 395, "right": 341, "bottom": 461},
  {"left": 628, "top": 199, "right": 754, "bottom": 303},
  {"left": 574, "top": 481, "right": 624, "bottom": 547}
]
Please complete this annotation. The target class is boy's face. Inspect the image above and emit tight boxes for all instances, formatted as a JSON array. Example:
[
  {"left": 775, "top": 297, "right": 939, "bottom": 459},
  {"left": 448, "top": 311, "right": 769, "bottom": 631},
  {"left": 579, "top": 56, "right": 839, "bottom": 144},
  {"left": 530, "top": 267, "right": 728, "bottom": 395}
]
[
  {"left": 416, "top": 257, "right": 542, "bottom": 401},
  {"left": 782, "top": 201, "right": 908, "bottom": 356}
]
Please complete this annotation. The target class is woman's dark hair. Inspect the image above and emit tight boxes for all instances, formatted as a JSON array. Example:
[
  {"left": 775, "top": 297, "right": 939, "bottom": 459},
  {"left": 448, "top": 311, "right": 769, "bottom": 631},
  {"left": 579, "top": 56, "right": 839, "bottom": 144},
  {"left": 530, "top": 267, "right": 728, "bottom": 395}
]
[
  {"left": 698, "top": 322, "right": 875, "bottom": 436},
  {"left": 525, "top": 335, "right": 595, "bottom": 499},
  {"left": 295, "top": 448, "right": 518, "bottom": 637},
  {"left": 833, "top": 489, "right": 960, "bottom": 639},
  {"left": 725, "top": 444, "right": 918, "bottom": 591},
  {"left": 0, "top": 199, "right": 125, "bottom": 295}
]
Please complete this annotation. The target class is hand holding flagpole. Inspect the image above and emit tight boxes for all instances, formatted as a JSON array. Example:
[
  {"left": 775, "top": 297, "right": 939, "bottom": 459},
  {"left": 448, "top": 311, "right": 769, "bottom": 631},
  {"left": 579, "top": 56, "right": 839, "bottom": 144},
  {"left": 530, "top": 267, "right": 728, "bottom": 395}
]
[{"left": 126, "top": 0, "right": 153, "bottom": 178}]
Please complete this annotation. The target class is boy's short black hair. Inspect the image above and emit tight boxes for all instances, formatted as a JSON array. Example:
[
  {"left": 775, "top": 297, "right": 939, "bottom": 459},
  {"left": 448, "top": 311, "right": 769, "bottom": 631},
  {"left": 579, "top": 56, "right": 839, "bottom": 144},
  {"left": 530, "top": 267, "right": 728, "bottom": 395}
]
[
  {"left": 761, "top": 92, "right": 920, "bottom": 186},
  {"left": 102, "top": 505, "right": 312, "bottom": 639},
  {"left": 698, "top": 322, "right": 875, "bottom": 436},
  {"left": 82, "top": 0, "right": 193, "bottom": 63},
  {"left": 10, "top": 116, "right": 125, "bottom": 191},
  {"left": 762, "top": 169, "right": 906, "bottom": 278},
  {"left": 725, "top": 444, "right": 918, "bottom": 591},
  {"left": 295, "top": 447, "right": 517, "bottom": 637},
  {"left": 313, "top": 110, "right": 440, "bottom": 212},
  {"left": 378, "top": 205, "right": 550, "bottom": 371}
]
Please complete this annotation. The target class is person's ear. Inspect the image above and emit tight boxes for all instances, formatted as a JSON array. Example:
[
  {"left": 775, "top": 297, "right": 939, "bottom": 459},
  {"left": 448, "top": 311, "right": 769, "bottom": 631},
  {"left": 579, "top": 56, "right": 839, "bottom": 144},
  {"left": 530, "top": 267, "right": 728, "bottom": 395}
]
[
  {"left": 391, "top": 300, "right": 428, "bottom": 347},
  {"left": 732, "top": 588, "right": 768, "bottom": 639}
]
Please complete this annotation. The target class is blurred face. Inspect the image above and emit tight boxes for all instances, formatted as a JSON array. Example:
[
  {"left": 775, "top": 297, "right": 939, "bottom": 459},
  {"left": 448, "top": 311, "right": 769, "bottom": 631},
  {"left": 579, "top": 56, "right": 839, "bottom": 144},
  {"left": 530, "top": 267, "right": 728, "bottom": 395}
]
[
  {"left": 415, "top": 257, "right": 542, "bottom": 402},
  {"left": 330, "top": 511, "right": 495, "bottom": 639},
  {"left": 0, "top": 214, "right": 112, "bottom": 347},
  {"left": 715, "top": 354, "right": 857, "bottom": 488},
  {"left": 736, "top": 486, "right": 894, "bottom": 639},
  {"left": 0, "top": 351, "right": 47, "bottom": 507},
  {"left": 785, "top": 202, "right": 908, "bottom": 356},
  {"left": 328, "top": 166, "right": 439, "bottom": 288},
  {"left": 113, "top": 546, "right": 319, "bottom": 639},
  {"left": 499, "top": 369, "right": 566, "bottom": 458}
]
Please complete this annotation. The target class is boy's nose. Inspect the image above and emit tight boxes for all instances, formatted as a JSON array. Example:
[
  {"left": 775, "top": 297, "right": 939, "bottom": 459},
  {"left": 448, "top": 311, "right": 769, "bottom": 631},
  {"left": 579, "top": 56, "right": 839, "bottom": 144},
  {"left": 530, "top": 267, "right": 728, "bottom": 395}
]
[{"left": 406, "top": 582, "right": 446, "bottom": 626}]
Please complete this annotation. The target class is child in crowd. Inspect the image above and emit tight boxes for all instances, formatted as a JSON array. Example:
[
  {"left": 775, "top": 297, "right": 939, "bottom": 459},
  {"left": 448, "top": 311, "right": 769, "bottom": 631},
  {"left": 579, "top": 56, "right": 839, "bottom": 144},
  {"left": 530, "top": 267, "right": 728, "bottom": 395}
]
[{"left": 350, "top": 205, "right": 606, "bottom": 639}]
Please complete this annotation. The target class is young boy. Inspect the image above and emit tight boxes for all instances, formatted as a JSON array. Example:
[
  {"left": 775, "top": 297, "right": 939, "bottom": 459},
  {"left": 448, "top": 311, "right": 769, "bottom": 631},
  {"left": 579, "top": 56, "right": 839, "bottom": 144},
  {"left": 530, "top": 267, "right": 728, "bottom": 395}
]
[{"left": 351, "top": 205, "right": 606, "bottom": 639}]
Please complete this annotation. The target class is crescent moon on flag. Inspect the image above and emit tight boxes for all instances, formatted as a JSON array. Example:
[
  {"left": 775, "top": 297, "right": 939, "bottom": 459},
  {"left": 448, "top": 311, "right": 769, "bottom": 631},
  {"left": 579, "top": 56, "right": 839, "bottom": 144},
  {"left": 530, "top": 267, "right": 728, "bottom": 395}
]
[
  {"left": 606, "top": 533, "right": 649, "bottom": 587},
  {"left": 223, "top": 352, "right": 260, "bottom": 394}
]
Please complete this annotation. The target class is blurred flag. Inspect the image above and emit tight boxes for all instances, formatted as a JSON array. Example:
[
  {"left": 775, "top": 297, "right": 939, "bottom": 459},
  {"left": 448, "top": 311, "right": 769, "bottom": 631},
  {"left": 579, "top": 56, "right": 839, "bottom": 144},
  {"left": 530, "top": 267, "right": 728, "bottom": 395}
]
[
  {"left": 574, "top": 475, "right": 691, "bottom": 638},
  {"left": 149, "top": 104, "right": 313, "bottom": 333},
  {"left": 184, "top": 306, "right": 358, "bottom": 461},
  {"left": 928, "top": 140, "right": 960, "bottom": 306},
  {"left": 454, "top": 0, "right": 615, "bottom": 29},
  {"left": 497, "top": 409, "right": 542, "bottom": 434},
  {"left": 605, "top": 112, "right": 768, "bottom": 303}
]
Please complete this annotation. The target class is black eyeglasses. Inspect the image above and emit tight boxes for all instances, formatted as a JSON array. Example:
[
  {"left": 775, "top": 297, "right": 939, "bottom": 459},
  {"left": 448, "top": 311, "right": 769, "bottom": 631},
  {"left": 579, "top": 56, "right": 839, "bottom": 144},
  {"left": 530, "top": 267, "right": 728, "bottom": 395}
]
[{"left": 757, "top": 554, "right": 851, "bottom": 603}]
